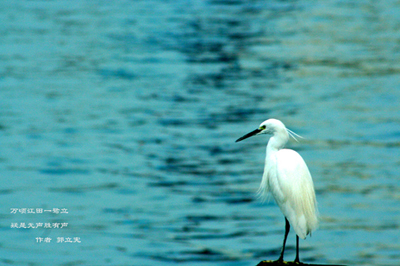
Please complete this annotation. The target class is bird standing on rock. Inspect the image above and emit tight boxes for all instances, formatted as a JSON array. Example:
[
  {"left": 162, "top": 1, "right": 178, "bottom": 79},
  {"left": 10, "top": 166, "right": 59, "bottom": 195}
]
[{"left": 236, "top": 119, "right": 318, "bottom": 263}]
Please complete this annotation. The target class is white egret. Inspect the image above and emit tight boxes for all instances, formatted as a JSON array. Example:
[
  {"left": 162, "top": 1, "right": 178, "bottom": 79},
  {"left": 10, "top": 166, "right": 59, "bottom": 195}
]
[{"left": 236, "top": 118, "right": 318, "bottom": 263}]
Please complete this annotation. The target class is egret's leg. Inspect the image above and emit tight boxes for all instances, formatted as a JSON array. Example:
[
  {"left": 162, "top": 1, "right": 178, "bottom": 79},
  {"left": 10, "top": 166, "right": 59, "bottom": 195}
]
[
  {"left": 294, "top": 235, "right": 300, "bottom": 263},
  {"left": 277, "top": 218, "right": 290, "bottom": 262}
]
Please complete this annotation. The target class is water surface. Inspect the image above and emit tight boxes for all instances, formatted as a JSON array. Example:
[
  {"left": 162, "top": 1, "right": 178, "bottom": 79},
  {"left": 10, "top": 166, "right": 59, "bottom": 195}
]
[{"left": 0, "top": 1, "right": 399, "bottom": 265}]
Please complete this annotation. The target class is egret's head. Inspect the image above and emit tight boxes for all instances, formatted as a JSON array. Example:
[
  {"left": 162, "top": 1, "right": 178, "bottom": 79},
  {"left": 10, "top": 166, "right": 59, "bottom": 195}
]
[{"left": 235, "top": 119, "right": 301, "bottom": 143}]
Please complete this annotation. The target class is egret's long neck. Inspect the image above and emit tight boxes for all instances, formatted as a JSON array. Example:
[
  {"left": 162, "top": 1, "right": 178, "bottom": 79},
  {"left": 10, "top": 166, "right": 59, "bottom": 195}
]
[
  {"left": 261, "top": 130, "right": 289, "bottom": 196},
  {"left": 266, "top": 130, "right": 289, "bottom": 153}
]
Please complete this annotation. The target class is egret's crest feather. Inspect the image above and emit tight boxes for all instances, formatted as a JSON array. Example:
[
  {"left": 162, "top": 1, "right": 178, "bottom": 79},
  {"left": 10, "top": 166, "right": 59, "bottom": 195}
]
[{"left": 287, "top": 128, "right": 303, "bottom": 142}]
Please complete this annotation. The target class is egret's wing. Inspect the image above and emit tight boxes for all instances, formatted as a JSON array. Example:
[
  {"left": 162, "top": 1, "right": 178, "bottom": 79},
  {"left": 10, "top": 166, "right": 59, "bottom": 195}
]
[{"left": 274, "top": 149, "right": 318, "bottom": 239}]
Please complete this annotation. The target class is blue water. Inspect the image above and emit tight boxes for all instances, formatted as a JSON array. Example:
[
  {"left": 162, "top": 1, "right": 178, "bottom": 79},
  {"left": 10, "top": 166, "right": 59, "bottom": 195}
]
[{"left": 0, "top": 0, "right": 399, "bottom": 265}]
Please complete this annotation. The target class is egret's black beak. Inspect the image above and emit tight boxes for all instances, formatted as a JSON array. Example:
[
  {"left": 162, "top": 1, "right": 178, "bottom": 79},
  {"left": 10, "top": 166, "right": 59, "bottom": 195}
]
[{"left": 235, "top": 128, "right": 263, "bottom": 142}]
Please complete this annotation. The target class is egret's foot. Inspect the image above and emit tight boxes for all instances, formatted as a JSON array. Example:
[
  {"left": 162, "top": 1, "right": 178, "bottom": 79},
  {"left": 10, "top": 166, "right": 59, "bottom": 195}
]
[
  {"left": 294, "top": 258, "right": 303, "bottom": 264},
  {"left": 273, "top": 258, "right": 285, "bottom": 265}
]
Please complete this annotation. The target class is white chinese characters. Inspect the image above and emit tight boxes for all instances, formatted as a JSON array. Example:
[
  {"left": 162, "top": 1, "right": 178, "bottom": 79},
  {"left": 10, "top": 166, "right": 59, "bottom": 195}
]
[{"left": 10, "top": 208, "right": 68, "bottom": 214}]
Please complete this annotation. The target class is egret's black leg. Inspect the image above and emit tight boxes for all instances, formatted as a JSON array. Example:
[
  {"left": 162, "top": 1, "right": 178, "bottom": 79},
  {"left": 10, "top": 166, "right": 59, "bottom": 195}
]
[
  {"left": 294, "top": 235, "right": 300, "bottom": 263},
  {"left": 277, "top": 218, "right": 290, "bottom": 262}
]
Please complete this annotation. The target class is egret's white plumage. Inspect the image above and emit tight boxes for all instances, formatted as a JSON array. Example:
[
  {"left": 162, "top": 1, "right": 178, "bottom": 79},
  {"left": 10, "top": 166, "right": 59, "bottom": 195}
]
[{"left": 236, "top": 118, "right": 318, "bottom": 263}]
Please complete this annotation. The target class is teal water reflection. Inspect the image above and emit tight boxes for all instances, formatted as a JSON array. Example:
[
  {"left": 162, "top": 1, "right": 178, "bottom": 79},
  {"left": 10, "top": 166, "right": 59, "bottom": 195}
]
[{"left": 0, "top": 1, "right": 399, "bottom": 265}]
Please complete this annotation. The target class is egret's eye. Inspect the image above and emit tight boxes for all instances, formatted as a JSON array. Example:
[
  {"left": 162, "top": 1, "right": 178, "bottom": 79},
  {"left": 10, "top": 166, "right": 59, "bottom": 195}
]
[{"left": 260, "top": 125, "right": 266, "bottom": 130}]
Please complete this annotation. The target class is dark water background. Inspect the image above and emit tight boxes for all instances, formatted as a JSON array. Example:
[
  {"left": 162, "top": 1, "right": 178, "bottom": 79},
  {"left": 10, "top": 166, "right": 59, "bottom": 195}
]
[{"left": 0, "top": 1, "right": 399, "bottom": 265}]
